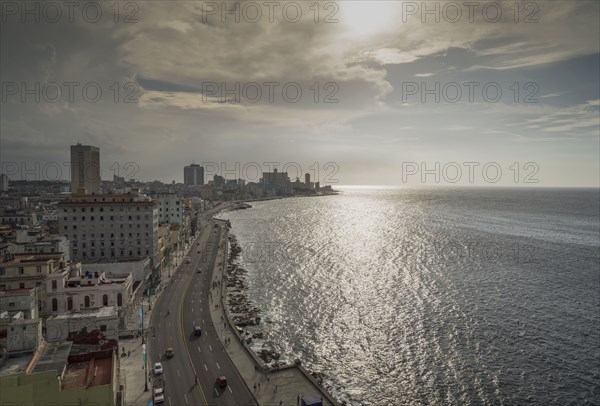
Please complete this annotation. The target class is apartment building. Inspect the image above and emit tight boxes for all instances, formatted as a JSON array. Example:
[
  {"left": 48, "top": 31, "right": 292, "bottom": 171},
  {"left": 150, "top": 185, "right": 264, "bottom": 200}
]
[
  {"left": 0, "top": 252, "right": 68, "bottom": 315},
  {"left": 57, "top": 193, "right": 159, "bottom": 268},
  {"left": 151, "top": 192, "right": 183, "bottom": 225},
  {"left": 45, "top": 267, "right": 133, "bottom": 315}
]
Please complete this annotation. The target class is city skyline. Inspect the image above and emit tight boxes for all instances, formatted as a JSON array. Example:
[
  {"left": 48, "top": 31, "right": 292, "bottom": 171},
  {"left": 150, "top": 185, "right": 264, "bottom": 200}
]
[{"left": 1, "top": 1, "right": 598, "bottom": 187}]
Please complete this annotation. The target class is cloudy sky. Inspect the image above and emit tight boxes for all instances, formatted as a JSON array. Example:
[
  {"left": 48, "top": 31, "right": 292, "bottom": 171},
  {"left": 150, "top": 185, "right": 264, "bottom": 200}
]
[{"left": 1, "top": 0, "right": 599, "bottom": 186}]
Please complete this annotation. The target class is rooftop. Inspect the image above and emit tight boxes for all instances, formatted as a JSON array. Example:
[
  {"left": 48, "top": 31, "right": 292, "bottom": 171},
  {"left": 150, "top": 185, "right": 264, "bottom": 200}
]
[
  {"left": 0, "top": 252, "right": 64, "bottom": 265},
  {"left": 48, "top": 306, "right": 117, "bottom": 321},
  {"left": 32, "top": 341, "right": 72, "bottom": 375},
  {"left": 0, "top": 353, "right": 34, "bottom": 377},
  {"left": 0, "top": 288, "right": 36, "bottom": 297},
  {"left": 61, "top": 356, "right": 113, "bottom": 390}
]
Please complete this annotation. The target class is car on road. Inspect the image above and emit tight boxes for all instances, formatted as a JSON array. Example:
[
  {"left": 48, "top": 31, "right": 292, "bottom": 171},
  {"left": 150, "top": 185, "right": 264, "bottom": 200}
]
[
  {"left": 153, "top": 362, "right": 163, "bottom": 375},
  {"left": 186, "top": 258, "right": 191, "bottom": 264},
  {"left": 165, "top": 348, "right": 174, "bottom": 358},
  {"left": 194, "top": 325, "right": 202, "bottom": 336},
  {"left": 196, "top": 267, "right": 202, "bottom": 273},
  {"left": 216, "top": 376, "right": 227, "bottom": 388},
  {"left": 153, "top": 388, "right": 164, "bottom": 404},
  {"left": 153, "top": 379, "right": 165, "bottom": 404}
]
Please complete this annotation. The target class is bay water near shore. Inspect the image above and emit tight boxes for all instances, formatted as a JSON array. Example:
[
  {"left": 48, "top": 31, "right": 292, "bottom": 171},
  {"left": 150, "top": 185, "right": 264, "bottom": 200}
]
[{"left": 217, "top": 187, "right": 600, "bottom": 405}]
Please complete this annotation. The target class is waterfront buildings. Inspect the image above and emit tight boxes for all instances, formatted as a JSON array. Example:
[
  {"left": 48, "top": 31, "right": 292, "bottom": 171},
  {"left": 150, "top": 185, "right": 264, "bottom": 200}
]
[
  {"left": 45, "top": 264, "right": 133, "bottom": 315},
  {"left": 57, "top": 191, "right": 159, "bottom": 268},
  {"left": 261, "top": 168, "right": 292, "bottom": 196},
  {"left": 150, "top": 192, "right": 183, "bottom": 225}
]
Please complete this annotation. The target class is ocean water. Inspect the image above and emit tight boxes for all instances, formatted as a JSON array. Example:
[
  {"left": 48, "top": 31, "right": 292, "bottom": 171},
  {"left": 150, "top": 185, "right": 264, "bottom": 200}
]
[{"left": 218, "top": 187, "right": 600, "bottom": 405}]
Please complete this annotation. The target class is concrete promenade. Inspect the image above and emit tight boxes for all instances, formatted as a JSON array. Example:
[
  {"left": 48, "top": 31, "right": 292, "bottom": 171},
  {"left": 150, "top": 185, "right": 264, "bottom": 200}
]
[{"left": 208, "top": 218, "right": 340, "bottom": 406}]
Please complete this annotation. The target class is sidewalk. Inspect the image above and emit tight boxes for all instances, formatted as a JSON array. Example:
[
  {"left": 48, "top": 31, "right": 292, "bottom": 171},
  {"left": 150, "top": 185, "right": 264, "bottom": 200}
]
[{"left": 209, "top": 220, "right": 339, "bottom": 406}]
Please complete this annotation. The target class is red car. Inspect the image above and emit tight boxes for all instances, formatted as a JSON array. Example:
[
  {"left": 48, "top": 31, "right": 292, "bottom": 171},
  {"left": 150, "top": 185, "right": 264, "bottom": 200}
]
[{"left": 216, "top": 376, "right": 227, "bottom": 388}]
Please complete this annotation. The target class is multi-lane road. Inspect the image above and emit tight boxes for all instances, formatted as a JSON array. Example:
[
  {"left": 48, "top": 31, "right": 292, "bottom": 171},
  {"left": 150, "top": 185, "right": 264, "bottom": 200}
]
[{"left": 149, "top": 218, "right": 256, "bottom": 406}]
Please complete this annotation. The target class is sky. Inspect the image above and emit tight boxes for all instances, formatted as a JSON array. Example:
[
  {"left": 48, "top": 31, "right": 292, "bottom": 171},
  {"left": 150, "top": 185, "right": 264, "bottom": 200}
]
[{"left": 1, "top": 0, "right": 599, "bottom": 187}]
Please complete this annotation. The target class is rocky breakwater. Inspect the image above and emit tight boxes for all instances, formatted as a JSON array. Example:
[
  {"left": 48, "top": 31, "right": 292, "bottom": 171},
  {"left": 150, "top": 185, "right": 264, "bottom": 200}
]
[{"left": 225, "top": 233, "right": 282, "bottom": 366}]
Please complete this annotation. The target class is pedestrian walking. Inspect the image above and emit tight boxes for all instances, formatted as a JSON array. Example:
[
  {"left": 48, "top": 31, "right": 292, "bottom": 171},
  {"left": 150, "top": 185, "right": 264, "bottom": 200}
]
[{"left": 253, "top": 383, "right": 257, "bottom": 391}]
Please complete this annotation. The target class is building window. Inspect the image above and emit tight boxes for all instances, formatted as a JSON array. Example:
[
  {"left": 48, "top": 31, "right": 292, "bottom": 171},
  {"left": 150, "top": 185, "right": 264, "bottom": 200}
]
[
  {"left": 0, "top": 284, "right": 5, "bottom": 290},
  {"left": 100, "top": 324, "right": 107, "bottom": 332},
  {"left": 52, "top": 298, "right": 58, "bottom": 312},
  {"left": 0, "top": 268, "right": 4, "bottom": 276},
  {"left": 52, "top": 280, "right": 57, "bottom": 290},
  {"left": 84, "top": 296, "right": 90, "bottom": 307},
  {"left": 18, "top": 267, "right": 24, "bottom": 275},
  {"left": 19, "top": 283, "right": 25, "bottom": 288},
  {"left": 103, "top": 294, "right": 108, "bottom": 306},
  {"left": 8, "top": 302, "right": 15, "bottom": 308},
  {"left": 36, "top": 265, "right": 42, "bottom": 273},
  {"left": 67, "top": 297, "right": 73, "bottom": 310},
  {"left": 117, "top": 293, "right": 123, "bottom": 307}
]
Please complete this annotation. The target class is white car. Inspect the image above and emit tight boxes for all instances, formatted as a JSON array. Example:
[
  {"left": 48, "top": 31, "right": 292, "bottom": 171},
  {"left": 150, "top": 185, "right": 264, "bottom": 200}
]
[
  {"left": 153, "top": 362, "right": 163, "bottom": 375},
  {"left": 154, "top": 387, "right": 165, "bottom": 403}
]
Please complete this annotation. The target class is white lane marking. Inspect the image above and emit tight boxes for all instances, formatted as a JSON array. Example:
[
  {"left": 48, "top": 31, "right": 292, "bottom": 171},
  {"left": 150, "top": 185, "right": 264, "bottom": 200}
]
[
  {"left": 197, "top": 346, "right": 201, "bottom": 353},
  {"left": 184, "top": 394, "right": 188, "bottom": 404},
  {"left": 228, "top": 385, "right": 232, "bottom": 393},
  {"left": 214, "top": 388, "right": 219, "bottom": 396},
  {"left": 204, "top": 364, "right": 208, "bottom": 371},
  {"left": 191, "top": 308, "right": 194, "bottom": 313},
  {"left": 177, "top": 369, "right": 181, "bottom": 377},
  {"left": 216, "top": 362, "right": 220, "bottom": 370},
  {"left": 209, "top": 345, "right": 212, "bottom": 351},
  {"left": 168, "top": 397, "right": 172, "bottom": 406}
]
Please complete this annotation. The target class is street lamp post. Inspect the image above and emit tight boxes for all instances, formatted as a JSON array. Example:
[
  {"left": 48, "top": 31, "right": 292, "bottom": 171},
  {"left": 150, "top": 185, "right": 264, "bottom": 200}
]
[{"left": 143, "top": 343, "right": 148, "bottom": 391}]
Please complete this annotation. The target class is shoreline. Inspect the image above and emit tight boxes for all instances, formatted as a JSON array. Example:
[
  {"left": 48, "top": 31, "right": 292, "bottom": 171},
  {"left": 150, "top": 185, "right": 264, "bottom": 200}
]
[{"left": 210, "top": 204, "right": 341, "bottom": 406}]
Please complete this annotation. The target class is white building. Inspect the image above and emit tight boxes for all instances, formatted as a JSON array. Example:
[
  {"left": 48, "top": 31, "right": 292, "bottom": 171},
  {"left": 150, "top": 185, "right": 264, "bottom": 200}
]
[
  {"left": 151, "top": 192, "right": 183, "bottom": 225},
  {"left": 46, "top": 306, "right": 119, "bottom": 341},
  {"left": 45, "top": 265, "right": 133, "bottom": 316},
  {"left": 0, "top": 287, "right": 39, "bottom": 319},
  {"left": 4, "top": 317, "right": 42, "bottom": 353}
]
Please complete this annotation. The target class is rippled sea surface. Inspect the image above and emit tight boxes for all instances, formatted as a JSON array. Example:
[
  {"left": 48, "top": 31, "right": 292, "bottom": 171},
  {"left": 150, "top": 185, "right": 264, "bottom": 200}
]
[{"left": 218, "top": 187, "right": 600, "bottom": 405}]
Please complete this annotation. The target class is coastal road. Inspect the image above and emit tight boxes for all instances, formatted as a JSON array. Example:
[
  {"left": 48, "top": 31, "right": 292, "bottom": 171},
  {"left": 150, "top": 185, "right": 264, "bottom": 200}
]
[{"left": 150, "top": 215, "right": 256, "bottom": 406}]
